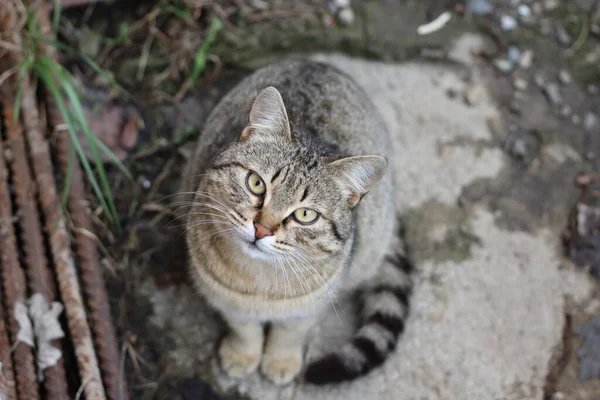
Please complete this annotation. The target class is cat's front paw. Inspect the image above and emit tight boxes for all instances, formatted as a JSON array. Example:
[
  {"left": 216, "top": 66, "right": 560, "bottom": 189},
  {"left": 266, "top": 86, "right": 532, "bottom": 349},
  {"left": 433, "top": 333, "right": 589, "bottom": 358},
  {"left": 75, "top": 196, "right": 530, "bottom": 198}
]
[
  {"left": 219, "top": 335, "right": 261, "bottom": 378},
  {"left": 260, "top": 350, "right": 303, "bottom": 385}
]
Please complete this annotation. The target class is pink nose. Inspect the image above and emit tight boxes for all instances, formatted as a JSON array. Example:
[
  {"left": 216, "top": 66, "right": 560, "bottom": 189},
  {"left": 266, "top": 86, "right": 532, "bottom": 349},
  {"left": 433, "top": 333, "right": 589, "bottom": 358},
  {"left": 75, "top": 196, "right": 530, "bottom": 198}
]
[{"left": 254, "top": 222, "right": 273, "bottom": 239}]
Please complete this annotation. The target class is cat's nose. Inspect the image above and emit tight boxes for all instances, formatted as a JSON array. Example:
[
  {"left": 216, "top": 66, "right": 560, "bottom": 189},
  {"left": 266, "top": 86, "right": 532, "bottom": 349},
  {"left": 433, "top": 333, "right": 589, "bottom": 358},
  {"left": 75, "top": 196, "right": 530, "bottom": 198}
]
[{"left": 254, "top": 222, "right": 273, "bottom": 239}]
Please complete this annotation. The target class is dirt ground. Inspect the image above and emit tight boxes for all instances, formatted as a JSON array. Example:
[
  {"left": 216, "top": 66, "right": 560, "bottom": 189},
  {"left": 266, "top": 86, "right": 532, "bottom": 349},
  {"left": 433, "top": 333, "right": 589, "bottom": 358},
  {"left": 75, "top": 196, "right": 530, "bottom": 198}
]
[{"left": 52, "top": 0, "right": 600, "bottom": 399}]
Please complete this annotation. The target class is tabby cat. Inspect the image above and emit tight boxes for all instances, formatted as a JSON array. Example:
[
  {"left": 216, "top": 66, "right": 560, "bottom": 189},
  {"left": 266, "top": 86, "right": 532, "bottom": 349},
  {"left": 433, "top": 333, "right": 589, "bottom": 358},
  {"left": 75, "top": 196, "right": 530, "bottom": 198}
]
[{"left": 181, "top": 59, "right": 412, "bottom": 385}]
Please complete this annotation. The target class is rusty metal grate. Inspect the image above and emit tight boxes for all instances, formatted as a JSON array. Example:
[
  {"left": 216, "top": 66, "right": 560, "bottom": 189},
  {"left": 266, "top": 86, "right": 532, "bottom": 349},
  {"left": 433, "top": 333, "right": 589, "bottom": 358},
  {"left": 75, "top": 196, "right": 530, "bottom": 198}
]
[{"left": 0, "top": 2, "right": 128, "bottom": 400}]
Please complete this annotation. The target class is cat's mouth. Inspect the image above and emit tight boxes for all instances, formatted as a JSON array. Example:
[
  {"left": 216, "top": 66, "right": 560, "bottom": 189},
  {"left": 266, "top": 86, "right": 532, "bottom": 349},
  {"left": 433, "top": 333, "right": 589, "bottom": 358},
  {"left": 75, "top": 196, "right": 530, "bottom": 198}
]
[{"left": 240, "top": 238, "right": 275, "bottom": 261}]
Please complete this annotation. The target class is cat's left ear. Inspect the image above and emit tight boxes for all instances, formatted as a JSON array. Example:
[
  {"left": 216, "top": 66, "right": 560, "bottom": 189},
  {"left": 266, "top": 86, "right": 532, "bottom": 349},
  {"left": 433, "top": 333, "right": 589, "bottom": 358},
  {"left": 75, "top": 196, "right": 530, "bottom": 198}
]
[
  {"left": 327, "top": 155, "right": 388, "bottom": 208},
  {"left": 240, "top": 86, "right": 292, "bottom": 142}
]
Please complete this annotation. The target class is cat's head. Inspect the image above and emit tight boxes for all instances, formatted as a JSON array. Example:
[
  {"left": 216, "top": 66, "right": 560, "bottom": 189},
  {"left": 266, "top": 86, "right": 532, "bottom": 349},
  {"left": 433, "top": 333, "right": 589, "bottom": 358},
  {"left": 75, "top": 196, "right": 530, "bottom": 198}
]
[{"left": 189, "top": 86, "right": 387, "bottom": 263}]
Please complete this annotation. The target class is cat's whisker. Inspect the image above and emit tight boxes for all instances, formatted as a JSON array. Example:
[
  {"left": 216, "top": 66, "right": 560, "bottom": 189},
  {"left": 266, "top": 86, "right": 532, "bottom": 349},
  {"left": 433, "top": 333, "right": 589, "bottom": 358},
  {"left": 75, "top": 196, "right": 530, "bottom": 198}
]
[
  {"left": 166, "top": 211, "right": 230, "bottom": 227},
  {"left": 290, "top": 250, "right": 344, "bottom": 321},
  {"left": 191, "top": 227, "right": 239, "bottom": 248},
  {"left": 286, "top": 256, "right": 315, "bottom": 314}
]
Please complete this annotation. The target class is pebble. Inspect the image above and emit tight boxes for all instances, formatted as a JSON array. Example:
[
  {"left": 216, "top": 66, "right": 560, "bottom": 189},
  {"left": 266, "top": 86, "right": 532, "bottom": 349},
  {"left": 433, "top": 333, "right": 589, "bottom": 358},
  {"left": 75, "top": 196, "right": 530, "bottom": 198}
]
[
  {"left": 468, "top": 0, "right": 494, "bottom": 15},
  {"left": 500, "top": 15, "right": 518, "bottom": 31},
  {"left": 534, "top": 73, "right": 545, "bottom": 87},
  {"left": 532, "top": 3, "right": 542, "bottom": 15},
  {"left": 584, "top": 112, "right": 598, "bottom": 132},
  {"left": 142, "top": 178, "right": 151, "bottom": 189},
  {"left": 517, "top": 4, "right": 532, "bottom": 18},
  {"left": 543, "top": 82, "right": 562, "bottom": 105},
  {"left": 556, "top": 24, "right": 572, "bottom": 47},
  {"left": 560, "top": 104, "right": 572, "bottom": 117},
  {"left": 540, "top": 18, "right": 552, "bottom": 35},
  {"left": 332, "top": 0, "right": 350, "bottom": 7},
  {"left": 519, "top": 49, "right": 533, "bottom": 68},
  {"left": 558, "top": 69, "right": 572, "bottom": 84},
  {"left": 573, "top": 114, "right": 582, "bottom": 125},
  {"left": 493, "top": 58, "right": 513, "bottom": 73},
  {"left": 337, "top": 7, "right": 355, "bottom": 26},
  {"left": 463, "top": 86, "right": 480, "bottom": 106},
  {"left": 507, "top": 46, "right": 521, "bottom": 63},
  {"left": 513, "top": 76, "right": 529, "bottom": 90},
  {"left": 588, "top": 84, "right": 598, "bottom": 95},
  {"left": 544, "top": 0, "right": 559, "bottom": 11}
]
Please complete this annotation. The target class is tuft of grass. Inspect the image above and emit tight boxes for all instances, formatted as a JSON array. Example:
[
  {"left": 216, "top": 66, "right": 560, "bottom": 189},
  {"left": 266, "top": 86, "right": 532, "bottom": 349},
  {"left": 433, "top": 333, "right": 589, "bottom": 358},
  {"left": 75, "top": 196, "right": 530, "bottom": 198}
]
[{"left": 13, "top": 6, "right": 133, "bottom": 232}]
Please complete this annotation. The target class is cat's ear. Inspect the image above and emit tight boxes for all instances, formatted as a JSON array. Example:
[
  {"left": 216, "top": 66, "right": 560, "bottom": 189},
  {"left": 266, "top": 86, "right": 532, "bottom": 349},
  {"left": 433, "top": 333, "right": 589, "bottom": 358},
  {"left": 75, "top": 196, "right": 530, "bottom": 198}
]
[
  {"left": 327, "top": 155, "right": 388, "bottom": 208},
  {"left": 240, "top": 86, "right": 292, "bottom": 142}
]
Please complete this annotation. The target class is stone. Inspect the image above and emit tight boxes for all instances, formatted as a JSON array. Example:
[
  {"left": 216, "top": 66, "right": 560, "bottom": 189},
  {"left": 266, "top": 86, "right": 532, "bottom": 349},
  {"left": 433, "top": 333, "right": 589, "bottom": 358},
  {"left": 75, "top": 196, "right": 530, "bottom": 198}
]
[
  {"left": 513, "top": 76, "right": 529, "bottom": 90},
  {"left": 584, "top": 112, "right": 598, "bottom": 132},
  {"left": 507, "top": 46, "right": 521, "bottom": 63},
  {"left": 560, "top": 104, "right": 572, "bottom": 117},
  {"left": 468, "top": 0, "right": 494, "bottom": 15},
  {"left": 500, "top": 15, "right": 518, "bottom": 31},
  {"left": 534, "top": 73, "right": 545, "bottom": 87},
  {"left": 518, "top": 4, "right": 532, "bottom": 17},
  {"left": 520, "top": 49, "right": 533, "bottom": 68},
  {"left": 573, "top": 114, "right": 582, "bottom": 125},
  {"left": 556, "top": 24, "right": 572, "bottom": 47},
  {"left": 493, "top": 58, "right": 513, "bottom": 73},
  {"left": 544, "top": 0, "right": 559, "bottom": 10},
  {"left": 576, "top": 317, "right": 600, "bottom": 380},
  {"left": 337, "top": 7, "right": 355, "bottom": 26},
  {"left": 542, "top": 82, "right": 562, "bottom": 105},
  {"left": 558, "top": 69, "right": 572, "bottom": 84}
]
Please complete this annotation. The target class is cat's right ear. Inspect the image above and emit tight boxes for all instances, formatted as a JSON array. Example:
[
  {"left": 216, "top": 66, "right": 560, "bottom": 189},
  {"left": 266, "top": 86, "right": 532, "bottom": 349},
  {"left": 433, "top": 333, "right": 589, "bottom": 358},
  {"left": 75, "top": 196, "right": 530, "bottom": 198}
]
[{"left": 240, "top": 86, "right": 292, "bottom": 142}]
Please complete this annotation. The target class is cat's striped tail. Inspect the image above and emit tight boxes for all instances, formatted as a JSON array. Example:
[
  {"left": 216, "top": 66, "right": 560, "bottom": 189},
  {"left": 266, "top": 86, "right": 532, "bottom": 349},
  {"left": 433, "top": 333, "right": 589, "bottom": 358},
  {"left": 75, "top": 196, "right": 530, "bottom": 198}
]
[{"left": 303, "top": 248, "right": 413, "bottom": 385}]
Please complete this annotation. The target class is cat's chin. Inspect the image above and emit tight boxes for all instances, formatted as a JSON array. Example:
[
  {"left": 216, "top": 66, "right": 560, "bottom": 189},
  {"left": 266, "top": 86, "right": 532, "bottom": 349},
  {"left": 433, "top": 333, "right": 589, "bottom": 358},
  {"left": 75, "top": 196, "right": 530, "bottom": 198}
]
[{"left": 238, "top": 238, "right": 276, "bottom": 262}]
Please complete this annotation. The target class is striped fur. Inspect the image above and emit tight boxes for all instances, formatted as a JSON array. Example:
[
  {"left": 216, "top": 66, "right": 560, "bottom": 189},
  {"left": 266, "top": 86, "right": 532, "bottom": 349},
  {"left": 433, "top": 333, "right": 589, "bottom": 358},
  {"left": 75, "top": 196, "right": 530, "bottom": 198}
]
[{"left": 304, "top": 252, "right": 413, "bottom": 385}]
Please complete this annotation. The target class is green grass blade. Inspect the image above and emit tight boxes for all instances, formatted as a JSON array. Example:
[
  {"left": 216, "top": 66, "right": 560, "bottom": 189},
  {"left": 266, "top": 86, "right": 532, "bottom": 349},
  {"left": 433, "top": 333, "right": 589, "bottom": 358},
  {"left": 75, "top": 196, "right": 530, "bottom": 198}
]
[
  {"left": 190, "top": 17, "right": 223, "bottom": 82},
  {"left": 37, "top": 57, "right": 121, "bottom": 226},
  {"left": 34, "top": 63, "right": 116, "bottom": 226},
  {"left": 29, "top": 34, "right": 134, "bottom": 100},
  {"left": 13, "top": 60, "right": 32, "bottom": 122},
  {"left": 61, "top": 141, "right": 75, "bottom": 209},
  {"left": 52, "top": 0, "right": 62, "bottom": 34}
]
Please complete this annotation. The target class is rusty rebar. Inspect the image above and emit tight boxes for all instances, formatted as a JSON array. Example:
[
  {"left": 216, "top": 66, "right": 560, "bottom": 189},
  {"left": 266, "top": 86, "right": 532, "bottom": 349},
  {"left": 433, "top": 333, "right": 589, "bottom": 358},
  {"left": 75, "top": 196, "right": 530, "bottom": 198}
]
[
  {"left": 0, "top": 127, "right": 19, "bottom": 400},
  {"left": 35, "top": 3, "right": 129, "bottom": 398},
  {"left": 17, "top": 66, "right": 108, "bottom": 399},
  {"left": 0, "top": 95, "right": 40, "bottom": 400},
  {"left": 1, "top": 68, "right": 71, "bottom": 400},
  {"left": 54, "top": 125, "right": 129, "bottom": 400}
]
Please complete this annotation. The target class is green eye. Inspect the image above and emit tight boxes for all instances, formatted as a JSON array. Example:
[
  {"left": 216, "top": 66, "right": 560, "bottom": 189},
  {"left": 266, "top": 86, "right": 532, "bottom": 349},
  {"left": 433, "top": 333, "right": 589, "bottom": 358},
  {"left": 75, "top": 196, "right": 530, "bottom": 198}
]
[
  {"left": 246, "top": 172, "right": 266, "bottom": 195},
  {"left": 292, "top": 208, "right": 320, "bottom": 225}
]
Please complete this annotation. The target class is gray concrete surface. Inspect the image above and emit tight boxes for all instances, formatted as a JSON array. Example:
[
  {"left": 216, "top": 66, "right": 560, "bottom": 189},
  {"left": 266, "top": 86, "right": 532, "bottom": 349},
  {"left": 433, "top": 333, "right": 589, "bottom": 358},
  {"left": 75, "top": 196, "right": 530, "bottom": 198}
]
[{"left": 142, "top": 35, "right": 598, "bottom": 400}]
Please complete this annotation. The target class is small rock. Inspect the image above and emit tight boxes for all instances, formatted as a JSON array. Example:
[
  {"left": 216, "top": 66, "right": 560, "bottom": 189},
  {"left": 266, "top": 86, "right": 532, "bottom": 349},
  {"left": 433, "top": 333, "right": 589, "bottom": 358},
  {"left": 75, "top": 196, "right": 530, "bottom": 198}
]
[
  {"left": 584, "top": 112, "right": 598, "bottom": 132},
  {"left": 560, "top": 104, "right": 572, "bottom": 118},
  {"left": 337, "top": 7, "right": 355, "bottom": 26},
  {"left": 500, "top": 15, "right": 518, "bottom": 31},
  {"left": 558, "top": 69, "right": 572, "bottom": 84},
  {"left": 463, "top": 85, "right": 481, "bottom": 106},
  {"left": 588, "top": 84, "right": 598, "bottom": 95},
  {"left": 532, "top": 3, "right": 542, "bottom": 15},
  {"left": 332, "top": 0, "right": 350, "bottom": 7},
  {"left": 468, "top": 0, "right": 493, "bottom": 15},
  {"left": 556, "top": 24, "right": 572, "bottom": 47},
  {"left": 507, "top": 46, "right": 521, "bottom": 63},
  {"left": 573, "top": 114, "right": 581, "bottom": 125},
  {"left": 576, "top": 317, "right": 600, "bottom": 380},
  {"left": 513, "top": 76, "right": 529, "bottom": 90},
  {"left": 520, "top": 49, "right": 533, "bottom": 68},
  {"left": 534, "top": 73, "right": 545, "bottom": 87},
  {"left": 543, "top": 82, "right": 562, "bottom": 105},
  {"left": 517, "top": 4, "right": 532, "bottom": 18},
  {"left": 506, "top": 131, "right": 540, "bottom": 163},
  {"left": 544, "top": 0, "right": 559, "bottom": 10},
  {"left": 493, "top": 59, "right": 513, "bottom": 73},
  {"left": 540, "top": 18, "right": 552, "bottom": 35}
]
